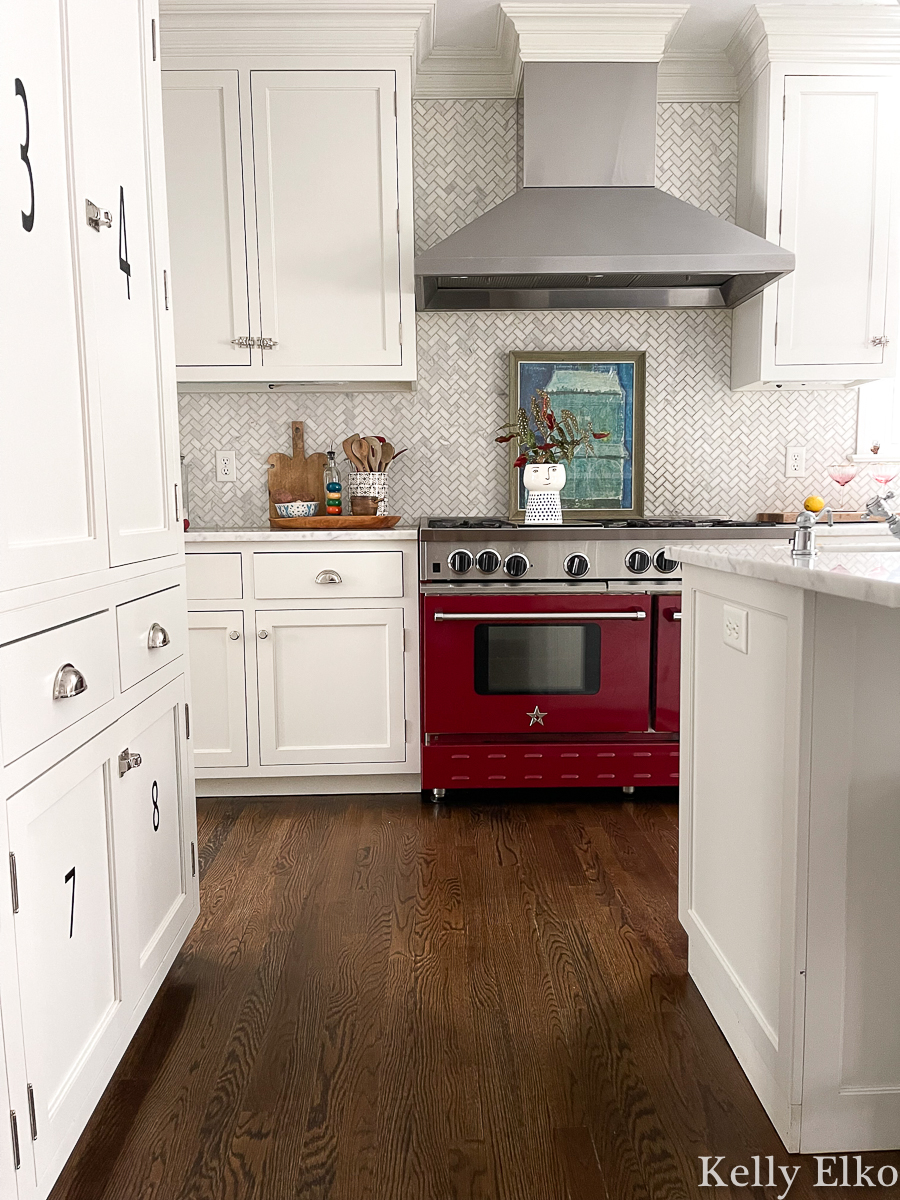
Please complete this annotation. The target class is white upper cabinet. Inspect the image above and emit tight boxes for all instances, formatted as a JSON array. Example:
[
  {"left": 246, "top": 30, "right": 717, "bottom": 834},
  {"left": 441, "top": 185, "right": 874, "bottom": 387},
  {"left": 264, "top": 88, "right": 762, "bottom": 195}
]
[
  {"left": 0, "top": 0, "right": 108, "bottom": 590},
  {"left": 67, "top": 0, "right": 180, "bottom": 566},
  {"left": 729, "top": 10, "right": 900, "bottom": 390},
  {"left": 161, "top": 71, "right": 253, "bottom": 370},
  {"left": 161, "top": 58, "right": 416, "bottom": 383},
  {"left": 251, "top": 70, "right": 403, "bottom": 374}
]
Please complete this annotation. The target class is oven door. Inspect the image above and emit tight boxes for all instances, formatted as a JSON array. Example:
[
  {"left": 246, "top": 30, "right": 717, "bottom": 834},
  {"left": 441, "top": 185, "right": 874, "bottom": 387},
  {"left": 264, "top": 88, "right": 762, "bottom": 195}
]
[
  {"left": 422, "top": 593, "right": 652, "bottom": 735},
  {"left": 654, "top": 595, "right": 681, "bottom": 733}
]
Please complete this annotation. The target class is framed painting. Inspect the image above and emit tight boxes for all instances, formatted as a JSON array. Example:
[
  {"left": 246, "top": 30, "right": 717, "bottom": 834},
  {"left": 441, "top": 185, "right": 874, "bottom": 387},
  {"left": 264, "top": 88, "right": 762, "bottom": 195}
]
[{"left": 507, "top": 351, "right": 645, "bottom": 521}]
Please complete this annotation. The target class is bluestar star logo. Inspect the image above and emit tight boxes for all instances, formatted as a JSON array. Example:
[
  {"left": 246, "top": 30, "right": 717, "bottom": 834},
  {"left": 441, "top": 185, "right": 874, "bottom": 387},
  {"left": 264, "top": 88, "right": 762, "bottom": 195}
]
[{"left": 699, "top": 1155, "right": 900, "bottom": 1195}]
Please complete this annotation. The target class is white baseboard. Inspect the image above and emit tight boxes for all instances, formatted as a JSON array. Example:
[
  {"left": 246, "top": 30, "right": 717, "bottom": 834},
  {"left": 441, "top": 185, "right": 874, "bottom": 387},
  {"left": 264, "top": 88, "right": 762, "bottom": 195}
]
[{"left": 196, "top": 773, "right": 422, "bottom": 797}]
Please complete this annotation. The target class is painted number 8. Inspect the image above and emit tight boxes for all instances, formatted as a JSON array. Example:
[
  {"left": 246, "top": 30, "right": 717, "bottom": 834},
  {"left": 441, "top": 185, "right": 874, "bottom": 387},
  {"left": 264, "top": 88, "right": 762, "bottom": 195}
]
[{"left": 151, "top": 780, "right": 160, "bottom": 831}]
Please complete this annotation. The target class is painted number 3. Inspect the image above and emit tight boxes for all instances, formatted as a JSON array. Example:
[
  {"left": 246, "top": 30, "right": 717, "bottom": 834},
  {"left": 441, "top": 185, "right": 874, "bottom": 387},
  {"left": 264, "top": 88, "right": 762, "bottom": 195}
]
[
  {"left": 15, "top": 78, "right": 34, "bottom": 232},
  {"left": 152, "top": 780, "right": 160, "bottom": 831}
]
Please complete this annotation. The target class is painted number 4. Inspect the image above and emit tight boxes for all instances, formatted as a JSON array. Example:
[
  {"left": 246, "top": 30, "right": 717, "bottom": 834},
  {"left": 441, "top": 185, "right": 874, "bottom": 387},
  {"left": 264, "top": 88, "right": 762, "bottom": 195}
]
[{"left": 65, "top": 866, "right": 75, "bottom": 938}]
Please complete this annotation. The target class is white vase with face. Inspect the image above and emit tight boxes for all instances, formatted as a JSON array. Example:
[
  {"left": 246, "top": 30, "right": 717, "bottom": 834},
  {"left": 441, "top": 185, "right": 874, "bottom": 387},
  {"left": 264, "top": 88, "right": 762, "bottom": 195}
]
[{"left": 523, "top": 462, "right": 566, "bottom": 525}]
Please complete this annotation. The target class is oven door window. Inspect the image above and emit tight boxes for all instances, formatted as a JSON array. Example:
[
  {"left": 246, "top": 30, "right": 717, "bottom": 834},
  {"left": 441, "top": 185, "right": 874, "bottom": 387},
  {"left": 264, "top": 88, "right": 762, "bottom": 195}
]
[{"left": 473, "top": 623, "right": 600, "bottom": 695}]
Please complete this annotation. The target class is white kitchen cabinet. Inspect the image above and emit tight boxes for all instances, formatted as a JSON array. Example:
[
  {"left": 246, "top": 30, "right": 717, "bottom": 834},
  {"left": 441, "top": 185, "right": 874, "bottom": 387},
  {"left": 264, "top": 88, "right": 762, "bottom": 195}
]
[
  {"left": 8, "top": 736, "right": 125, "bottom": 1192},
  {"left": 161, "top": 63, "right": 416, "bottom": 383},
  {"left": 187, "top": 610, "right": 248, "bottom": 768},
  {"left": 0, "top": 1004, "right": 20, "bottom": 1188},
  {"left": 161, "top": 71, "right": 253, "bottom": 370},
  {"left": 67, "top": 0, "right": 180, "bottom": 566},
  {"left": 256, "top": 607, "right": 406, "bottom": 767},
  {"left": 0, "top": 0, "right": 108, "bottom": 591},
  {"left": 730, "top": 11, "right": 900, "bottom": 389},
  {"left": 112, "top": 679, "right": 195, "bottom": 1004}
]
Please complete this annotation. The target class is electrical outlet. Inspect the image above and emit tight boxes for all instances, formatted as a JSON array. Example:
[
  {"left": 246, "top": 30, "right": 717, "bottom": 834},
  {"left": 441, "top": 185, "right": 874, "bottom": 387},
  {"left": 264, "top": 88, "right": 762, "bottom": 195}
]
[
  {"left": 216, "top": 450, "right": 236, "bottom": 483},
  {"left": 723, "top": 604, "right": 748, "bottom": 654},
  {"left": 785, "top": 445, "right": 806, "bottom": 477}
]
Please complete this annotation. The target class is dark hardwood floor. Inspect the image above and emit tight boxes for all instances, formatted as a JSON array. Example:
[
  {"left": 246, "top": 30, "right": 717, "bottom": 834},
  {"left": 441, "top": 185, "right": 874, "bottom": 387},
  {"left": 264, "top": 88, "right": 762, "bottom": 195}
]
[{"left": 49, "top": 792, "right": 900, "bottom": 1199}]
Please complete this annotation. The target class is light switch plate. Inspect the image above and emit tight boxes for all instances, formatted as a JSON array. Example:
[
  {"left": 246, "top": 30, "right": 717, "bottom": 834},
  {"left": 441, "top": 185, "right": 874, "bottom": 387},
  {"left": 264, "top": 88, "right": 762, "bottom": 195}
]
[{"left": 723, "top": 604, "right": 748, "bottom": 653}]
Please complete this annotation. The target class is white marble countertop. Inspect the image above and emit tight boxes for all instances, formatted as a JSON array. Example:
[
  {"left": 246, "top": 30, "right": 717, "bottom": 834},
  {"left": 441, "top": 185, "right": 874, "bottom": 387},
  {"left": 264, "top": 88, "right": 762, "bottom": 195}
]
[
  {"left": 666, "top": 537, "right": 900, "bottom": 608},
  {"left": 185, "top": 526, "right": 418, "bottom": 543}
]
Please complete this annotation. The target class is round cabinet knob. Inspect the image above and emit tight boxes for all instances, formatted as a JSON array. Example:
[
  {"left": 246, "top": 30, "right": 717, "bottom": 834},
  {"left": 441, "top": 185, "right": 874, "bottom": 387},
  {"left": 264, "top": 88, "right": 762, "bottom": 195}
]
[
  {"left": 229, "top": 630, "right": 241, "bottom": 641},
  {"left": 258, "top": 629, "right": 269, "bottom": 639},
  {"left": 447, "top": 549, "right": 474, "bottom": 574},
  {"left": 504, "top": 553, "right": 530, "bottom": 578},
  {"left": 563, "top": 553, "right": 590, "bottom": 578},
  {"left": 147, "top": 622, "right": 171, "bottom": 649},
  {"left": 475, "top": 548, "right": 501, "bottom": 574},
  {"left": 624, "top": 548, "right": 652, "bottom": 574},
  {"left": 52, "top": 663, "right": 87, "bottom": 700},
  {"left": 652, "top": 549, "right": 679, "bottom": 574}
]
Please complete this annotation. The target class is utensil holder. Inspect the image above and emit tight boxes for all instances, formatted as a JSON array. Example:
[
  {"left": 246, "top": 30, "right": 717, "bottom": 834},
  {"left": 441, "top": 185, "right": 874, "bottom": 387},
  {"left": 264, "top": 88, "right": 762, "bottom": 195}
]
[{"left": 348, "top": 472, "right": 388, "bottom": 516}]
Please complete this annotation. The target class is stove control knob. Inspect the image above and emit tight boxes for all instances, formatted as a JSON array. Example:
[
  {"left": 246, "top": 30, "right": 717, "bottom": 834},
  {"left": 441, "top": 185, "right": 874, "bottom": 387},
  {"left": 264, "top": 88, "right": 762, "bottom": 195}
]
[
  {"left": 447, "top": 549, "right": 474, "bottom": 574},
  {"left": 653, "top": 549, "right": 680, "bottom": 574},
  {"left": 563, "top": 553, "right": 590, "bottom": 578},
  {"left": 625, "top": 548, "right": 652, "bottom": 574},
  {"left": 504, "top": 552, "right": 530, "bottom": 578},
  {"left": 476, "top": 548, "right": 502, "bottom": 574}
]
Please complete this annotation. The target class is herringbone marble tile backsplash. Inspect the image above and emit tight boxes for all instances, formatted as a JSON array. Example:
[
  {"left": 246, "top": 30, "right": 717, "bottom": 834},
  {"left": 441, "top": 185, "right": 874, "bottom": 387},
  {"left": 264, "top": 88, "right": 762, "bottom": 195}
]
[{"left": 179, "top": 100, "right": 859, "bottom": 528}]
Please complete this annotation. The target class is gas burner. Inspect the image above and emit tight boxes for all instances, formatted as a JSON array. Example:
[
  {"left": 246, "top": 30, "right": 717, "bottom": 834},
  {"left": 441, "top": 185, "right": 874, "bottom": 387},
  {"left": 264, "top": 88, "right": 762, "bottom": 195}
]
[{"left": 428, "top": 518, "right": 517, "bottom": 529}]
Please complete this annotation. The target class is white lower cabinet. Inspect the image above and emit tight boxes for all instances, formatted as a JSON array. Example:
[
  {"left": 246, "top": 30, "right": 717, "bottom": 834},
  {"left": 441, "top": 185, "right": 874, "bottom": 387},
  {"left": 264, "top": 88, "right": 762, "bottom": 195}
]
[
  {"left": 186, "top": 611, "right": 248, "bottom": 768},
  {"left": 256, "top": 608, "right": 406, "bottom": 767},
  {"left": 5, "top": 676, "right": 198, "bottom": 1195},
  {"left": 8, "top": 737, "right": 124, "bottom": 1192}
]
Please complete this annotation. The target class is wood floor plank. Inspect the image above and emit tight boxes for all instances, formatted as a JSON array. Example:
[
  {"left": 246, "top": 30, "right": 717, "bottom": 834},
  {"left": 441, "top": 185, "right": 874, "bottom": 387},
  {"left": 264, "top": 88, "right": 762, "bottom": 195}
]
[{"left": 48, "top": 791, "right": 900, "bottom": 1200}]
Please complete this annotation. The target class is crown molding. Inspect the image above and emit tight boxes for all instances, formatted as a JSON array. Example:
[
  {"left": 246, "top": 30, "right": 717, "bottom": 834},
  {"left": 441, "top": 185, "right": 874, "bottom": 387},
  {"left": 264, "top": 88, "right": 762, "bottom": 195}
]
[
  {"left": 413, "top": 5, "right": 521, "bottom": 97},
  {"left": 657, "top": 51, "right": 738, "bottom": 102},
  {"left": 500, "top": 2, "right": 688, "bottom": 63},
  {"left": 159, "top": 0, "right": 434, "bottom": 62},
  {"left": 727, "top": 5, "right": 900, "bottom": 96}
]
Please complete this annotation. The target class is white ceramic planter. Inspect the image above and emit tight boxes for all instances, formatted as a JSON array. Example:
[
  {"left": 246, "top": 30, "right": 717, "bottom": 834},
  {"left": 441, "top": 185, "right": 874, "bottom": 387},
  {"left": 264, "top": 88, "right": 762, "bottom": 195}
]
[{"left": 523, "top": 462, "right": 566, "bottom": 524}]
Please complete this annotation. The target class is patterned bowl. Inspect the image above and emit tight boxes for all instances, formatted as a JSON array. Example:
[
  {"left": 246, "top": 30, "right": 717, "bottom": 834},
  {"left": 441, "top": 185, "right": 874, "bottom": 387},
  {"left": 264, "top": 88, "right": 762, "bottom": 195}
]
[{"left": 274, "top": 500, "right": 319, "bottom": 518}]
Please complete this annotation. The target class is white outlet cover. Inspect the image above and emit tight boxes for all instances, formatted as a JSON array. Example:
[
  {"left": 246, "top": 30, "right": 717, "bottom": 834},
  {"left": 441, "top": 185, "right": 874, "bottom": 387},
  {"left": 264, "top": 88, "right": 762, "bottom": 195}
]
[
  {"left": 723, "top": 604, "right": 748, "bottom": 654},
  {"left": 785, "top": 445, "right": 806, "bottom": 477},
  {"left": 216, "top": 450, "right": 236, "bottom": 483}
]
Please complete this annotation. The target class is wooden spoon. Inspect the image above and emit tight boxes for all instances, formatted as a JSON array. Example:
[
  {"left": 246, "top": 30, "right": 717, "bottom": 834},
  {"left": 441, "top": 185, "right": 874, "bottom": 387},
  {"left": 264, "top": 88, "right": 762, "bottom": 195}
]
[
  {"left": 364, "top": 436, "right": 382, "bottom": 472},
  {"left": 342, "top": 436, "right": 364, "bottom": 471},
  {"left": 379, "top": 443, "right": 395, "bottom": 472},
  {"left": 349, "top": 436, "right": 368, "bottom": 472}
]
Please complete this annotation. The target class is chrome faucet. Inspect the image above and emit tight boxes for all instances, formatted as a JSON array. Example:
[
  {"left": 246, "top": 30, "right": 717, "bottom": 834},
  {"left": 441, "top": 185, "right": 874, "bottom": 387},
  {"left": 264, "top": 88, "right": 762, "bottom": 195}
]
[
  {"left": 791, "top": 507, "right": 833, "bottom": 559},
  {"left": 865, "top": 491, "right": 900, "bottom": 539}
]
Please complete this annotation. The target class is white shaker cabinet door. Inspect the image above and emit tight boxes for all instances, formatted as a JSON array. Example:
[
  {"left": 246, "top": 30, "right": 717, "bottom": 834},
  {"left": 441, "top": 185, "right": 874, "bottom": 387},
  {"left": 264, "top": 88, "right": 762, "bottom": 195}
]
[
  {"left": 187, "top": 611, "right": 248, "bottom": 768},
  {"left": 161, "top": 71, "right": 255, "bottom": 370},
  {"left": 776, "top": 75, "right": 900, "bottom": 368},
  {"left": 256, "top": 608, "right": 405, "bottom": 766},
  {"left": 112, "top": 679, "right": 196, "bottom": 1004},
  {"left": 7, "top": 738, "right": 124, "bottom": 1193},
  {"left": 0, "top": 0, "right": 108, "bottom": 591},
  {"left": 250, "top": 70, "right": 403, "bottom": 375},
  {"left": 66, "top": 0, "right": 179, "bottom": 567}
]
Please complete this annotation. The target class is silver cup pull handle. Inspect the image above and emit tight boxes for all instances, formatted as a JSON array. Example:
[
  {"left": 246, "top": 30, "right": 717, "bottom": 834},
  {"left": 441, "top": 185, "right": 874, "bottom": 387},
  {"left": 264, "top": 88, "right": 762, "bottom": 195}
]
[
  {"left": 315, "top": 570, "right": 342, "bottom": 585},
  {"left": 118, "top": 748, "right": 143, "bottom": 777},
  {"left": 53, "top": 663, "right": 87, "bottom": 700},
  {"left": 147, "top": 622, "right": 171, "bottom": 649}
]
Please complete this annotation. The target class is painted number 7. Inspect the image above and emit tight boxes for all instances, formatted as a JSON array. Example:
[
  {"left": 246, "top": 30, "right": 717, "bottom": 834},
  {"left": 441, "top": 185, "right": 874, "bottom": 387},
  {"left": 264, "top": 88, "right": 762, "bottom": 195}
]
[{"left": 65, "top": 866, "right": 75, "bottom": 938}]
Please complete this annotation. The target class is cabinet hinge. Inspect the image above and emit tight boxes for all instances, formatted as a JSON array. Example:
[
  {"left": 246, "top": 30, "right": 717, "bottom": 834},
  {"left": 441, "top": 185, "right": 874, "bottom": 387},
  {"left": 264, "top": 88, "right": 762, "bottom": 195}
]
[
  {"left": 9, "top": 853, "right": 18, "bottom": 914},
  {"left": 778, "top": 209, "right": 783, "bottom": 236},
  {"left": 402, "top": 627, "right": 407, "bottom": 652},
  {"left": 783, "top": 93, "right": 786, "bottom": 120},
  {"left": 393, "top": 91, "right": 397, "bottom": 118},
  {"left": 191, "top": 841, "right": 196, "bottom": 878},
  {"left": 163, "top": 268, "right": 169, "bottom": 311},
  {"left": 151, "top": 17, "right": 157, "bottom": 61},
  {"left": 174, "top": 482, "right": 180, "bottom": 524},
  {"left": 26, "top": 1087, "right": 36, "bottom": 1142},
  {"left": 9, "top": 1111, "right": 20, "bottom": 1171},
  {"left": 405, "top": 718, "right": 410, "bottom": 741},
  {"left": 185, "top": 703, "right": 191, "bottom": 740},
  {"left": 396, "top": 210, "right": 400, "bottom": 234},
  {"left": 398, "top": 322, "right": 403, "bottom": 345}
]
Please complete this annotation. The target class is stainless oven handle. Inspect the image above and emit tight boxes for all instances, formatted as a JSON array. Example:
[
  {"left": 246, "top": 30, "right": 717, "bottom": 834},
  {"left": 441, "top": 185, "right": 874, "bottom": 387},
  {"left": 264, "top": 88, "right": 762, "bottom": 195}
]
[
  {"left": 432, "top": 611, "right": 647, "bottom": 622},
  {"left": 672, "top": 611, "right": 682, "bottom": 621}
]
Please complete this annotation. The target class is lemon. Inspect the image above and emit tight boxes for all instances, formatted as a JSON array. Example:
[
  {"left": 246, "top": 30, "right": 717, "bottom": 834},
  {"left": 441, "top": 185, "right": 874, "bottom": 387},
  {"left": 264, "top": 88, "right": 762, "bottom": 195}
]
[{"left": 804, "top": 494, "right": 825, "bottom": 512}]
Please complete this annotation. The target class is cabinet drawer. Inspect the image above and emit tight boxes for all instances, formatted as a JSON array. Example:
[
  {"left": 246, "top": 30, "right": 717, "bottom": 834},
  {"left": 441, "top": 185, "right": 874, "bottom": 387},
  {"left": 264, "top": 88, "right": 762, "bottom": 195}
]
[
  {"left": 186, "top": 552, "right": 243, "bottom": 600},
  {"left": 253, "top": 551, "right": 403, "bottom": 600},
  {"left": 0, "top": 610, "right": 115, "bottom": 765},
  {"left": 116, "top": 584, "right": 186, "bottom": 691}
]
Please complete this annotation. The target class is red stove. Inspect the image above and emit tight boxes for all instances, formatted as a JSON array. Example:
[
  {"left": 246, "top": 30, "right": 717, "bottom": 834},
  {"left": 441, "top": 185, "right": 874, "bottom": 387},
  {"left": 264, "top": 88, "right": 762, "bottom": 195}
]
[{"left": 418, "top": 516, "right": 790, "bottom": 800}]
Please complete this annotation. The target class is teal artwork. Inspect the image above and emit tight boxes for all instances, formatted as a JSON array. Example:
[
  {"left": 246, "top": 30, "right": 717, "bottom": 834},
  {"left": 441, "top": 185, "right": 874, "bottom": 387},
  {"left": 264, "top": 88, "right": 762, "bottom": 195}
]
[{"left": 509, "top": 352, "right": 645, "bottom": 520}]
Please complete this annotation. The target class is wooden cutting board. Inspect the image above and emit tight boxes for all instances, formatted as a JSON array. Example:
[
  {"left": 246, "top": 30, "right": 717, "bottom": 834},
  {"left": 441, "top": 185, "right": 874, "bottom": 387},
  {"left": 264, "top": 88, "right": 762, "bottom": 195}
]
[
  {"left": 757, "top": 511, "right": 878, "bottom": 524},
  {"left": 267, "top": 422, "right": 327, "bottom": 522},
  {"left": 269, "top": 515, "right": 401, "bottom": 530}
]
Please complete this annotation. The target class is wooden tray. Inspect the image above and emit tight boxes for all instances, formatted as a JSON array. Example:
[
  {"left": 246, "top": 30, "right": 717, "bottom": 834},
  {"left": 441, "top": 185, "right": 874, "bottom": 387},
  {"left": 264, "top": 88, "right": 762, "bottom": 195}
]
[
  {"left": 269, "top": 515, "right": 401, "bottom": 531},
  {"left": 757, "top": 511, "right": 878, "bottom": 524}
]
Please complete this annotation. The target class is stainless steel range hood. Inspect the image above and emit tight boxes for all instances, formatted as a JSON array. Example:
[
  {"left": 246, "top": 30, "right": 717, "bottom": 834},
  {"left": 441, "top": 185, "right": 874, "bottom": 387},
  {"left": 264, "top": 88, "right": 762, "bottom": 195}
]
[{"left": 415, "top": 62, "right": 794, "bottom": 312}]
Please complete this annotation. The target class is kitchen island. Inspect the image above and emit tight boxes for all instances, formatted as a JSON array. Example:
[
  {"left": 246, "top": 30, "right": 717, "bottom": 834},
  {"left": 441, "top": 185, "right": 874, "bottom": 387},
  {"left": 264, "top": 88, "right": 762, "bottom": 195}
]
[{"left": 667, "top": 537, "right": 900, "bottom": 1154}]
